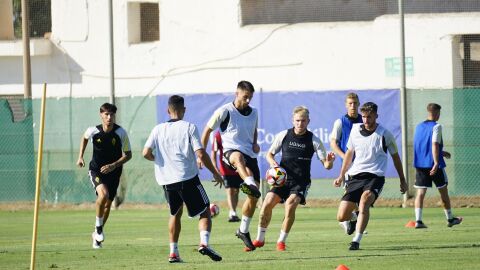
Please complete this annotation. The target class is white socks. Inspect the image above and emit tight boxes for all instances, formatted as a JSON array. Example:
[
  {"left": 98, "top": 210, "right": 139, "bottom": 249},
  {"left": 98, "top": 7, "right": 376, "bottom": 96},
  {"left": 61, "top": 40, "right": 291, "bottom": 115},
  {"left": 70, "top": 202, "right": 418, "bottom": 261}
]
[
  {"left": 240, "top": 215, "right": 252, "bottom": 233},
  {"left": 200, "top": 230, "right": 210, "bottom": 246},
  {"left": 229, "top": 210, "right": 237, "bottom": 217},
  {"left": 353, "top": 232, "right": 363, "bottom": 243},
  {"left": 415, "top": 208, "right": 423, "bottom": 221},
  {"left": 416, "top": 208, "right": 454, "bottom": 221},
  {"left": 340, "top": 221, "right": 349, "bottom": 232},
  {"left": 257, "top": 227, "right": 267, "bottom": 242},
  {"left": 277, "top": 230, "right": 288, "bottom": 243},
  {"left": 169, "top": 242, "right": 179, "bottom": 255},
  {"left": 244, "top": 176, "right": 256, "bottom": 186},
  {"left": 95, "top": 216, "right": 103, "bottom": 227},
  {"left": 444, "top": 209, "right": 453, "bottom": 220}
]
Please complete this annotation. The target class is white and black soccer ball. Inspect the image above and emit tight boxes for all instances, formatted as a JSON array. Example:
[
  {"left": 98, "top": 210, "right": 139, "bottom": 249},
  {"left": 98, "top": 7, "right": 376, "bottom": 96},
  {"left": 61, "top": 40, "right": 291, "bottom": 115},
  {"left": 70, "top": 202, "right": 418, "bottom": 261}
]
[
  {"left": 265, "top": 166, "right": 287, "bottom": 187},
  {"left": 209, "top": 203, "right": 220, "bottom": 218}
]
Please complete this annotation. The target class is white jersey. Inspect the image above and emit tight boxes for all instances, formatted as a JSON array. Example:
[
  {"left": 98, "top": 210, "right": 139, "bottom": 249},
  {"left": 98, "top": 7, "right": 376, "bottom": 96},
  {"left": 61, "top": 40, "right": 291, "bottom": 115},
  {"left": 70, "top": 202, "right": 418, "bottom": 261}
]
[
  {"left": 329, "top": 119, "right": 343, "bottom": 141},
  {"left": 347, "top": 123, "right": 398, "bottom": 177},
  {"left": 144, "top": 120, "right": 203, "bottom": 186},
  {"left": 432, "top": 123, "right": 442, "bottom": 143},
  {"left": 207, "top": 102, "right": 258, "bottom": 158}
]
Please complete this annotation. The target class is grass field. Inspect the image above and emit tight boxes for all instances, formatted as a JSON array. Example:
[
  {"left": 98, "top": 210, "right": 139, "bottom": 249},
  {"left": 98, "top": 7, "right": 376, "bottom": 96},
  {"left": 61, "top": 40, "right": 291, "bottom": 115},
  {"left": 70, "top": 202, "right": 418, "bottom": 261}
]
[{"left": 1, "top": 206, "right": 479, "bottom": 270}]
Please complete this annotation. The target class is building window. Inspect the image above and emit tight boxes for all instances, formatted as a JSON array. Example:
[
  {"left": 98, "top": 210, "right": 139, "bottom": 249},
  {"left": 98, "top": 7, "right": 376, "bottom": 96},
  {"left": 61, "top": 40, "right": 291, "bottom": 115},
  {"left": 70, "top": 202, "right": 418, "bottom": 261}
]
[
  {"left": 1, "top": 0, "right": 51, "bottom": 40},
  {"left": 460, "top": 35, "right": 480, "bottom": 87},
  {"left": 128, "top": 2, "right": 159, "bottom": 44}
]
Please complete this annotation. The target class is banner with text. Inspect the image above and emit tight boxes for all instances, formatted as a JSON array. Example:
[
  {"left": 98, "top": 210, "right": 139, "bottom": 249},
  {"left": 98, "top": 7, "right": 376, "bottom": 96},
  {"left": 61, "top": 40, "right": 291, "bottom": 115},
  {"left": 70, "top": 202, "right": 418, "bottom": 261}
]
[{"left": 156, "top": 89, "right": 400, "bottom": 180}]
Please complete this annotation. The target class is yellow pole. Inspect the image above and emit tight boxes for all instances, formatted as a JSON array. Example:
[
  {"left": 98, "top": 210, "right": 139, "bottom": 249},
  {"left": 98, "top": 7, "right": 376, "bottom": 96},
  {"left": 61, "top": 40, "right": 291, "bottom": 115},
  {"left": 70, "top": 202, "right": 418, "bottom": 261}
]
[{"left": 30, "top": 83, "right": 47, "bottom": 270}]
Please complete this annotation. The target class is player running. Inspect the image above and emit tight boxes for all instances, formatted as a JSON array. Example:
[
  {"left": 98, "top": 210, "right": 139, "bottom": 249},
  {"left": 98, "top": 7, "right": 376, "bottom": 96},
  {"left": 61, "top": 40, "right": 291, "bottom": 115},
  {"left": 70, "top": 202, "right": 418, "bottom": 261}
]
[
  {"left": 333, "top": 102, "right": 407, "bottom": 251},
  {"left": 143, "top": 95, "right": 224, "bottom": 262},
  {"left": 253, "top": 106, "right": 335, "bottom": 251},
  {"left": 77, "top": 103, "right": 132, "bottom": 249}
]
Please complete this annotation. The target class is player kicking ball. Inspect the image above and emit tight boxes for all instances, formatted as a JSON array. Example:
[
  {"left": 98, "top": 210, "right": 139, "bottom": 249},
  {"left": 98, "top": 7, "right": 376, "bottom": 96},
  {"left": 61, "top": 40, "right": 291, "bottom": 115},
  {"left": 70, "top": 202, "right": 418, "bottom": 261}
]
[
  {"left": 252, "top": 106, "right": 335, "bottom": 251},
  {"left": 201, "top": 81, "right": 262, "bottom": 251}
]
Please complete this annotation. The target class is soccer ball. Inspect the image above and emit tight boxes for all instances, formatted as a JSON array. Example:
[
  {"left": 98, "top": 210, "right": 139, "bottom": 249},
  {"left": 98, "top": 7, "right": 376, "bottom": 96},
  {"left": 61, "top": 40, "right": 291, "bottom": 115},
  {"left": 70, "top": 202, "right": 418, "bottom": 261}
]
[
  {"left": 210, "top": 203, "right": 220, "bottom": 218},
  {"left": 265, "top": 166, "right": 287, "bottom": 187}
]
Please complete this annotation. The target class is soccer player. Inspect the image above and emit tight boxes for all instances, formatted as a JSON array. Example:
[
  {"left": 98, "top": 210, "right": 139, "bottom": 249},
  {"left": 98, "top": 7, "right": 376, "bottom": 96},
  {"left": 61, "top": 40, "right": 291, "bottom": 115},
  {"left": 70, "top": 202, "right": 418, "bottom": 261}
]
[
  {"left": 252, "top": 106, "right": 335, "bottom": 251},
  {"left": 76, "top": 103, "right": 132, "bottom": 249},
  {"left": 211, "top": 131, "right": 242, "bottom": 222},
  {"left": 143, "top": 95, "right": 224, "bottom": 263},
  {"left": 200, "top": 80, "right": 261, "bottom": 251},
  {"left": 329, "top": 92, "right": 363, "bottom": 235},
  {"left": 413, "top": 103, "right": 462, "bottom": 229},
  {"left": 333, "top": 102, "right": 408, "bottom": 251}
]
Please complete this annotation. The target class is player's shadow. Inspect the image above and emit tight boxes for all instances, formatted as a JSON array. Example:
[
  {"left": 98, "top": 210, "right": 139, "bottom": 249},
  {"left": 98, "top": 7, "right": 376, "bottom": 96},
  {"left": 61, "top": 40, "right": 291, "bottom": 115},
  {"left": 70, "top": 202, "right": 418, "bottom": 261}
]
[{"left": 369, "top": 243, "right": 479, "bottom": 251}]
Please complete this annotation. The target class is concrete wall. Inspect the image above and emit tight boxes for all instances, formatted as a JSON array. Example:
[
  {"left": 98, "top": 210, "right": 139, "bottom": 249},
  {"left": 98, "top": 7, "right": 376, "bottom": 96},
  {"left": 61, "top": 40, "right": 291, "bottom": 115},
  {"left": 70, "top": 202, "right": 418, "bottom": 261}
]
[{"left": 0, "top": 0, "right": 479, "bottom": 98}]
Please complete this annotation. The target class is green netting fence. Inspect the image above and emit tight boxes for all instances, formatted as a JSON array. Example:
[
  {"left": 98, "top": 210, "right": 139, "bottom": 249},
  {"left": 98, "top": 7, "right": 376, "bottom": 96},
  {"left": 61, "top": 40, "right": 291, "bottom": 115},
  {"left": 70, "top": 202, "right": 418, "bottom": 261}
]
[{"left": 1, "top": 89, "right": 479, "bottom": 205}]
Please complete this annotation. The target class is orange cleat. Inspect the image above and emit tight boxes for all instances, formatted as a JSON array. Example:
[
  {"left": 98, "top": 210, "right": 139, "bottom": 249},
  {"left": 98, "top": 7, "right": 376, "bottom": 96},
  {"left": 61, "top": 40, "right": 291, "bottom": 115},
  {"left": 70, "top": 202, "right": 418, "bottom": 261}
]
[
  {"left": 252, "top": 240, "right": 264, "bottom": 248},
  {"left": 276, "top": 241, "right": 286, "bottom": 251}
]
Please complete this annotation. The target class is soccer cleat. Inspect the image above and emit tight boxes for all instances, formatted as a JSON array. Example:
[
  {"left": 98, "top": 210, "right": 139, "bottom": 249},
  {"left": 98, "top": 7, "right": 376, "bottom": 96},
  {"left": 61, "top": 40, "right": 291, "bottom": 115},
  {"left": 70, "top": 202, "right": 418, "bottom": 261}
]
[
  {"left": 252, "top": 240, "right": 264, "bottom": 248},
  {"left": 347, "top": 220, "right": 357, "bottom": 235},
  {"left": 91, "top": 232, "right": 102, "bottom": 249},
  {"left": 93, "top": 230, "right": 104, "bottom": 242},
  {"left": 198, "top": 245, "right": 222, "bottom": 261},
  {"left": 276, "top": 241, "right": 286, "bottom": 251},
  {"left": 235, "top": 229, "right": 256, "bottom": 251},
  {"left": 228, "top": 215, "right": 241, "bottom": 222},
  {"left": 168, "top": 253, "right": 183, "bottom": 263},
  {"left": 240, "top": 183, "right": 261, "bottom": 199},
  {"left": 349, "top": 241, "right": 360, "bottom": 251},
  {"left": 415, "top": 220, "right": 428, "bottom": 229},
  {"left": 447, "top": 217, "right": 463, "bottom": 227}
]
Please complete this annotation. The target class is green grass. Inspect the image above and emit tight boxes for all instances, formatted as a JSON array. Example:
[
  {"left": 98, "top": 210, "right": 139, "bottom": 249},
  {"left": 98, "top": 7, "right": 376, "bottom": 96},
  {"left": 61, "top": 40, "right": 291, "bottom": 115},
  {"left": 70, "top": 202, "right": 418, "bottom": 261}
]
[{"left": 1, "top": 207, "right": 479, "bottom": 269}]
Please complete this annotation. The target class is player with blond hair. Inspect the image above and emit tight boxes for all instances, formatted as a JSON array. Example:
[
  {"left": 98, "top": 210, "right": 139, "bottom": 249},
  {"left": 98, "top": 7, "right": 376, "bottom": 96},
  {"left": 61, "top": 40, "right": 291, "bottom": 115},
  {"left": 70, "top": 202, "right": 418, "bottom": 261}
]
[{"left": 253, "top": 106, "right": 335, "bottom": 251}]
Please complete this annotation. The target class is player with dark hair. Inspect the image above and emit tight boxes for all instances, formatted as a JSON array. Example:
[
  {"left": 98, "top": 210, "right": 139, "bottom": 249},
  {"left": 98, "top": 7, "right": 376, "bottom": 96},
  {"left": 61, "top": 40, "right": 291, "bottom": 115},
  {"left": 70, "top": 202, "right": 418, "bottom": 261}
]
[
  {"left": 143, "top": 95, "right": 224, "bottom": 263},
  {"left": 211, "top": 131, "right": 242, "bottom": 222},
  {"left": 329, "top": 92, "right": 363, "bottom": 235},
  {"left": 200, "top": 80, "right": 261, "bottom": 251},
  {"left": 413, "top": 103, "right": 462, "bottom": 229},
  {"left": 333, "top": 102, "right": 407, "bottom": 250},
  {"left": 77, "top": 103, "right": 132, "bottom": 249},
  {"left": 252, "top": 106, "right": 335, "bottom": 251}
]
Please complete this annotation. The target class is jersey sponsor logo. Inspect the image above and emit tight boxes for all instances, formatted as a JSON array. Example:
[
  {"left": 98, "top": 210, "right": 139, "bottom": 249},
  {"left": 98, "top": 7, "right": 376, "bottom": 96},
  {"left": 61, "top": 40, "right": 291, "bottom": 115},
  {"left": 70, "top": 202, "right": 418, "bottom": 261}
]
[{"left": 289, "top": 141, "right": 306, "bottom": 149}]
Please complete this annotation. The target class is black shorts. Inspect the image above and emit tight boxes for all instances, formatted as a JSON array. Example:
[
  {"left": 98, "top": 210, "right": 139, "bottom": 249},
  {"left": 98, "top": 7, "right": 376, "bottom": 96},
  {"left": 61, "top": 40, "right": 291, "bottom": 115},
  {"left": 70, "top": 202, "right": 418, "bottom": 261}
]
[
  {"left": 223, "top": 150, "right": 260, "bottom": 182},
  {"left": 341, "top": 173, "right": 385, "bottom": 204},
  {"left": 269, "top": 181, "right": 310, "bottom": 205},
  {"left": 163, "top": 176, "right": 210, "bottom": 218},
  {"left": 414, "top": 168, "right": 448, "bottom": 189},
  {"left": 224, "top": 174, "right": 243, "bottom": 189},
  {"left": 89, "top": 169, "right": 122, "bottom": 201}
]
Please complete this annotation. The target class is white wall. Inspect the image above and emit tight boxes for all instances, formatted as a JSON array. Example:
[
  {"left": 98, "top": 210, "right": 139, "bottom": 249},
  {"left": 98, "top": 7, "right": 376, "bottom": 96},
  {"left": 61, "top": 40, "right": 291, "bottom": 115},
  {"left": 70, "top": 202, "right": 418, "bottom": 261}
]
[{"left": 0, "top": 0, "right": 479, "bottom": 98}]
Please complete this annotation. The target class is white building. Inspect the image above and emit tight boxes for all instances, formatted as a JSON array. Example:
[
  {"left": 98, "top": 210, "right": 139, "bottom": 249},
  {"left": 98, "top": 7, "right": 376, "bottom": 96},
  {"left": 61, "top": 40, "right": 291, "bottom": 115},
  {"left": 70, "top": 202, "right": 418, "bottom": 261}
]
[{"left": 0, "top": 0, "right": 479, "bottom": 98}]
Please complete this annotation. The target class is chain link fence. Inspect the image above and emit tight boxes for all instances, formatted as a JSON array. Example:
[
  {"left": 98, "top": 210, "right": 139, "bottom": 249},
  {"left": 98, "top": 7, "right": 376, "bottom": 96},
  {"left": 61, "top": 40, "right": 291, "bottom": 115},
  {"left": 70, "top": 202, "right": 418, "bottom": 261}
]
[
  {"left": 1, "top": 1, "right": 480, "bottom": 205},
  {"left": 1, "top": 90, "right": 480, "bottom": 205}
]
